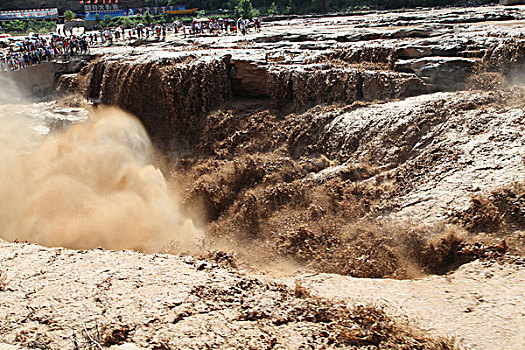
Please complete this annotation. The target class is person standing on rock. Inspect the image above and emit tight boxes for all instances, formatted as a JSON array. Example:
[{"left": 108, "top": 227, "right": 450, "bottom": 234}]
[{"left": 237, "top": 18, "right": 245, "bottom": 35}]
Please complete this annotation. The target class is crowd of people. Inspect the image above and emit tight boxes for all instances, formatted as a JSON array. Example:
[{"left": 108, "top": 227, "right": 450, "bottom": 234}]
[
  {"left": 86, "top": 17, "right": 263, "bottom": 44},
  {"left": 186, "top": 17, "right": 262, "bottom": 36},
  {"left": 0, "top": 33, "right": 89, "bottom": 71},
  {"left": 0, "top": 16, "right": 263, "bottom": 71}
]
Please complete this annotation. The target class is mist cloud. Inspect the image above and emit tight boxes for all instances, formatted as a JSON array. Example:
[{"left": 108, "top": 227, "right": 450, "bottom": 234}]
[{"left": 0, "top": 99, "right": 201, "bottom": 252}]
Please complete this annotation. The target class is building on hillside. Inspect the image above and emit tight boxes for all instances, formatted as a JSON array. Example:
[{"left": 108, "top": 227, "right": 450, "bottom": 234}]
[
  {"left": 0, "top": 1, "right": 145, "bottom": 13},
  {"left": 0, "top": 8, "right": 58, "bottom": 21}
]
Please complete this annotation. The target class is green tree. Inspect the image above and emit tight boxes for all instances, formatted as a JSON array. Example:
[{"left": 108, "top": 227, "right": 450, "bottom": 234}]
[
  {"left": 235, "top": 0, "right": 254, "bottom": 18},
  {"left": 143, "top": 11, "right": 154, "bottom": 24},
  {"left": 121, "top": 17, "right": 134, "bottom": 28},
  {"left": 104, "top": 15, "right": 112, "bottom": 27},
  {"left": 268, "top": 2, "right": 278, "bottom": 15},
  {"left": 2, "top": 19, "right": 56, "bottom": 34},
  {"left": 64, "top": 10, "right": 76, "bottom": 21},
  {"left": 288, "top": 0, "right": 296, "bottom": 12}
]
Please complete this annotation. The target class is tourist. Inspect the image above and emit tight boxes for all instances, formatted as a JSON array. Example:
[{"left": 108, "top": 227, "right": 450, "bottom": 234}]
[{"left": 0, "top": 34, "right": 90, "bottom": 71}]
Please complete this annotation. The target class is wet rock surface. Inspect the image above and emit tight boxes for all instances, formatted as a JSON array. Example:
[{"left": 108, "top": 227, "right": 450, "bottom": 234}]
[{"left": 320, "top": 89, "right": 525, "bottom": 222}]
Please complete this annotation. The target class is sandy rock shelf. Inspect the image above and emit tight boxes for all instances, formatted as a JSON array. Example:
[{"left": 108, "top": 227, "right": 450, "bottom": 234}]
[
  {"left": 287, "top": 259, "right": 525, "bottom": 350},
  {"left": 1, "top": 240, "right": 524, "bottom": 349}
]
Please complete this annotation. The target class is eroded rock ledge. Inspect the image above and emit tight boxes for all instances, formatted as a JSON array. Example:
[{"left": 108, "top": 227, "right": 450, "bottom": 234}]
[{"left": 0, "top": 240, "right": 454, "bottom": 349}]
